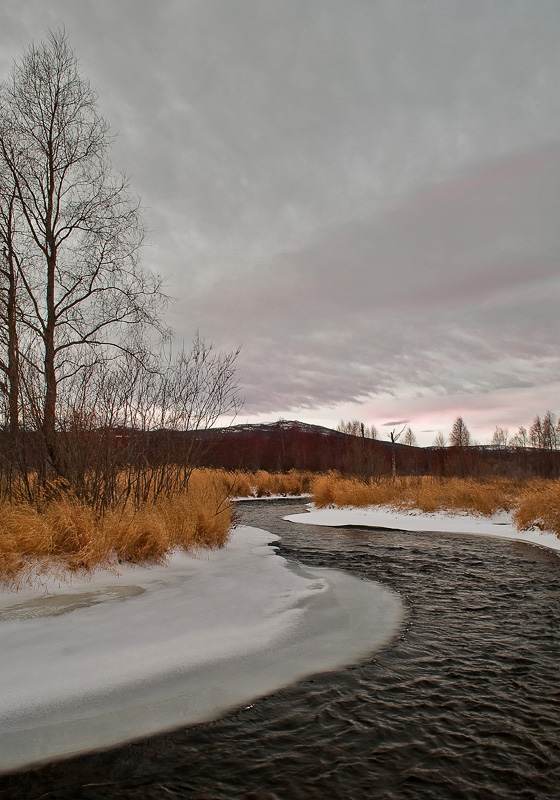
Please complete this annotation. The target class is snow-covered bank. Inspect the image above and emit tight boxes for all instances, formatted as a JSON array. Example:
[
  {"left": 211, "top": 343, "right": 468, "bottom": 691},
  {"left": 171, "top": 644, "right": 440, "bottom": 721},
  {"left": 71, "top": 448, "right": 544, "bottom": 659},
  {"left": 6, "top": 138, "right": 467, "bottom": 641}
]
[
  {"left": 0, "top": 526, "right": 403, "bottom": 774},
  {"left": 284, "top": 506, "right": 560, "bottom": 554},
  {"left": 234, "top": 493, "right": 312, "bottom": 501}
]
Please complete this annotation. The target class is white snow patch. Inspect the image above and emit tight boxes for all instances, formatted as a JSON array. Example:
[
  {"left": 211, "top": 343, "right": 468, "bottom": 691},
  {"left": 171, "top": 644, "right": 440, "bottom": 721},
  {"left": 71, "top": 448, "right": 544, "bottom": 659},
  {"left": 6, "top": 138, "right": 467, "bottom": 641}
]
[
  {"left": 0, "top": 525, "right": 403, "bottom": 773},
  {"left": 284, "top": 506, "right": 560, "bottom": 554},
  {"left": 233, "top": 493, "right": 312, "bottom": 501}
]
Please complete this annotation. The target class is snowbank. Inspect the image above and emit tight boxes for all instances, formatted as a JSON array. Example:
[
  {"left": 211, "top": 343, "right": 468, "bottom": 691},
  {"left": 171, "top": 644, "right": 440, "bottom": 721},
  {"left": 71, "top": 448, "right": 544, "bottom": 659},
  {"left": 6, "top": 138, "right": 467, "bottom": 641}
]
[
  {"left": 284, "top": 506, "right": 560, "bottom": 554},
  {"left": 233, "top": 493, "right": 312, "bottom": 501},
  {"left": 0, "top": 526, "right": 403, "bottom": 773}
]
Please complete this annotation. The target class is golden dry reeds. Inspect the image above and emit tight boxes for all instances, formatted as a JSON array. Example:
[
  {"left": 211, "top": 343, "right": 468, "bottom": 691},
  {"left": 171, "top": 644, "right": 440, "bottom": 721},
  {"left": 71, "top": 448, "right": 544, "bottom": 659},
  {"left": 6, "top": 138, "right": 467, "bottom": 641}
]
[
  {"left": 513, "top": 480, "right": 560, "bottom": 537},
  {"left": 0, "top": 467, "right": 313, "bottom": 587},
  {"left": 0, "top": 469, "right": 233, "bottom": 588},
  {"left": 310, "top": 473, "right": 560, "bottom": 538},
  {"left": 5, "top": 467, "right": 557, "bottom": 587},
  {"left": 208, "top": 469, "right": 314, "bottom": 499}
]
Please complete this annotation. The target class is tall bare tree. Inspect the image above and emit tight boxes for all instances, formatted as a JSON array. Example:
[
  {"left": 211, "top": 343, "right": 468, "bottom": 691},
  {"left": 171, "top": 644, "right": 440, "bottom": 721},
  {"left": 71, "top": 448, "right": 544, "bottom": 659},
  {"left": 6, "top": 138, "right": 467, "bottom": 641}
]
[
  {"left": 529, "top": 411, "right": 558, "bottom": 450},
  {"left": 490, "top": 426, "right": 509, "bottom": 449},
  {"left": 0, "top": 30, "right": 166, "bottom": 474},
  {"left": 0, "top": 164, "right": 22, "bottom": 434},
  {"left": 449, "top": 416, "right": 471, "bottom": 448},
  {"left": 337, "top": 419, "right": 378, "bottom": 439},
  {"left": 402, "top": 426, "right": 417, "bottom": 446}
]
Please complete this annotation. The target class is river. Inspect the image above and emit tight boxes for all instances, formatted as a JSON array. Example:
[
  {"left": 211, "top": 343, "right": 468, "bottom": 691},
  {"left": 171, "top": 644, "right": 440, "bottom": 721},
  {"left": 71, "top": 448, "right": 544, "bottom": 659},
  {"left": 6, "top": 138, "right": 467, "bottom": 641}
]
[{"left": 1, "top": 498, "right": 559, "bottom": 799}]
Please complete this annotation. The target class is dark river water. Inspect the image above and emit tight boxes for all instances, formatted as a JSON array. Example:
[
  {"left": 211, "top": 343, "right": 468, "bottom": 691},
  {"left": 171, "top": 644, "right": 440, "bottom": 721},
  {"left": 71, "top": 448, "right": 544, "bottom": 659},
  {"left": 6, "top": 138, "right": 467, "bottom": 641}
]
[{"left": 1, "top": 499, "right": 559, "bottom": 800}]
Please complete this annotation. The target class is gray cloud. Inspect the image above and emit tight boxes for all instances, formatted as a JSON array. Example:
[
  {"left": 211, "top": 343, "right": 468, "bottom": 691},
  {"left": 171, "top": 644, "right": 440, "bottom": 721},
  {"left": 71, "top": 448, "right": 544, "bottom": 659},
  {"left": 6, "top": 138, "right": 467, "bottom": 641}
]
[
  {"left": 1, "top": 1, "right": 560, "bottom": 442},
  {"left": 194, "top": 146, "right": 560, "bottom": 423}
]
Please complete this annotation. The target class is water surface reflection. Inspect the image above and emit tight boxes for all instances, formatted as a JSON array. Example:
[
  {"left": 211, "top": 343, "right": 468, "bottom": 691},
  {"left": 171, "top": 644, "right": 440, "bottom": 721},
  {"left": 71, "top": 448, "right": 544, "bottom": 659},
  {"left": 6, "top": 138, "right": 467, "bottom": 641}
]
[{"left": 1, "top": 498, "right": 559, "bottom": 799}]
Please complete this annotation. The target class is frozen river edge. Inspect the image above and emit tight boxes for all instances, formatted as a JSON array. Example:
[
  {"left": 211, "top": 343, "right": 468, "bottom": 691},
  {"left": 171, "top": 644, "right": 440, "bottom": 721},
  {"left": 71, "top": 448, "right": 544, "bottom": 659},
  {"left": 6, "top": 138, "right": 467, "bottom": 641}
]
[
  {"left": 0, "top": 525, "right": 404, "bottom": 774},
  {"left": 283, "top": 506, "right": 560, "bottom": 554}
]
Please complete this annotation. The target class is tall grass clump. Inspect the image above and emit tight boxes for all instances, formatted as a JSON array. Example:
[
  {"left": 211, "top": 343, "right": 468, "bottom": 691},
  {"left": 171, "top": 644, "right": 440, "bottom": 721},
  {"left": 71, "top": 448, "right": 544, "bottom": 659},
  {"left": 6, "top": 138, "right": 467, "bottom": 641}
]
[
  {"left": 513, "top": 480, "right": 560, "bottom": 537},
  {"left": 0, "top": 469, "right": 233, "bottom": 588},
  {"left": 211, "top": 469, "right": 314, "bottom": 499},
  {"left": 0, "top": 467, "right": 316, "bottom": 587},
  {"left": 311, "top": 474, "right": 560, "bottom": 538}
]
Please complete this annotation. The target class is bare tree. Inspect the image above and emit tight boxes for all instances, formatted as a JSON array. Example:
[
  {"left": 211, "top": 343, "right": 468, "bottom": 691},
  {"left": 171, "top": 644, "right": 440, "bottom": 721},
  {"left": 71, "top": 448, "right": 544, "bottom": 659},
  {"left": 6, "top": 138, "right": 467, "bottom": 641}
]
[
  {"left": 449, "top": 417, "right": 471, "bottom": 448},
  {"left": 337, "top": 419, "right": 378, "bottom": 439},
  {"left": 401, "top": 426, "right": 417, "bottom": 446},
  {"left": 529, "top": 411, "right": 558, "bottom": 450},
  {"left": 510, "top": 426, "right": 529, "bottom": 448},
  {"left": 0, "top": 30, "right": 166, "bottom": 475},
  {"left": 541, "top": 411, "right": 557, "bottom": 450},
  {"left": 0, "top": 30, "right": 244, "bottom": 509},
  {"left": 490, "top": 426, "right": 509, "bottom": 449},
  {"left": 0, "top": 158, "right": 24, "bottom": 435},
  {"left": 432, "top": 431, "right": 446, "bottom": 448},
  {"left": 387, "top": 424, "right": 406, "bottom": 482},
  {"left": 530, "top": 415, "right": 543, "bottom": 448}
]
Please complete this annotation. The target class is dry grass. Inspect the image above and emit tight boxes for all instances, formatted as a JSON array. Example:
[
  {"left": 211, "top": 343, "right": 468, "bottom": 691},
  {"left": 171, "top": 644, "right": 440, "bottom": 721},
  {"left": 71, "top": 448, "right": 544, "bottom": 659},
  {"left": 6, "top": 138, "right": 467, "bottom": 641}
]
[
  {"left": 513, "top": 481, "right": 560, "bottom": 537},
  {"left": 0, "top": 469, "right": 233, "bottom": 588},
  {"left": 212, "top": 469, "right": 314, "bottom": 499},
  {"left": 5, "top": 467, "right": 556, "bottom": 587},
  {"left": 0, "top": 467, "right": 313, "bottom": 587},
  {"left": 311, "top": 473, "right": 560, "bottom": 538}
]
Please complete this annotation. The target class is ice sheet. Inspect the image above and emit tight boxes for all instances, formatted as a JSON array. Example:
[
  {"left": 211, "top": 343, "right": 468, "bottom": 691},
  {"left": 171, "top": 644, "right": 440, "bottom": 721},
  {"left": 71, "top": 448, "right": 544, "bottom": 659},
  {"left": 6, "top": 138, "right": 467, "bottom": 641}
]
[
  {"left": 0, "top": 525, "right": 403, "bottom": 773},
  {"left": 284, "top": 506, "right": 560, "bottom": 553}
]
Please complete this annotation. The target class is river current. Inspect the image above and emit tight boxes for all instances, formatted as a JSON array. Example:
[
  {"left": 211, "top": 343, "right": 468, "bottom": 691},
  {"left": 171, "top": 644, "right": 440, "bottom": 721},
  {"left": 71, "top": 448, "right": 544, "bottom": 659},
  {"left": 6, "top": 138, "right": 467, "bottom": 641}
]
[{"left": 1, "top": 498, "right": 559, "bottom": 799}]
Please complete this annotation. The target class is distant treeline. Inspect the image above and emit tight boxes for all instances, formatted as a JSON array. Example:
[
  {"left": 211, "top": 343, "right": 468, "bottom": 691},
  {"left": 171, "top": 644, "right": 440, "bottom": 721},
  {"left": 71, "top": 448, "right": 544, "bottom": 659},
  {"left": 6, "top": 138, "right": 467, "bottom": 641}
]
[
  {"left": 3, "top": 420, "right": 557, "bottom": 504},
  {"left": 173, "top": 421, "right": 560, "bottom": 479}
]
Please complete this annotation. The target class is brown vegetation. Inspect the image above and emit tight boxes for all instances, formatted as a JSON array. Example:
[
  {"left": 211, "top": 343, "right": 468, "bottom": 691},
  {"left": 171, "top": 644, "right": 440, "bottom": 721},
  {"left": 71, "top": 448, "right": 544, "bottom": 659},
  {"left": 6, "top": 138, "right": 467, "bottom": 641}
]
[
  {"left": 2, "top": 467, "right": 559, "bottom": 587},
  {"left": 513, "top": 481, "right": 560, "bottom": 538},
  {"left": 0, "top": 469, "right": 232, "bottom": 588},
  {"left": 217, "top": 469, "right": 314, "bottom": 498},
  {"left": 0, "top": 467, "right": 314, "bottom": 587},
  {"left": 310, "top": 472, "right": 560, "bottom": 538},
  {"left": 189, "top": 420, "right": 560, "bottom": 479}
]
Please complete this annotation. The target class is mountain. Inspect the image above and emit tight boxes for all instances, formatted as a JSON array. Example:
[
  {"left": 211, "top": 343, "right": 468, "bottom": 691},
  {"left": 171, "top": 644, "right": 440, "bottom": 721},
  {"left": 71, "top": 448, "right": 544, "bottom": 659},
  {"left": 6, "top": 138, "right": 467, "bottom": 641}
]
[
  {"left": 187, "top": 420, "right": 425, "bottom": 474},
  {"left": 182, "top": 420, "right": 559, "bottom": 478}
]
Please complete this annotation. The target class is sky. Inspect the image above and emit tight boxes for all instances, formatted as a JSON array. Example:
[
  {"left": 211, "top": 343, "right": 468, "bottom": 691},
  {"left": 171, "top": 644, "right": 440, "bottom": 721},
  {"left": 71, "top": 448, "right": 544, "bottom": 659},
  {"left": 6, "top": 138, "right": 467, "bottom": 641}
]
[{"left": 1, "top": 1, "right": 559, "bottom": 446}]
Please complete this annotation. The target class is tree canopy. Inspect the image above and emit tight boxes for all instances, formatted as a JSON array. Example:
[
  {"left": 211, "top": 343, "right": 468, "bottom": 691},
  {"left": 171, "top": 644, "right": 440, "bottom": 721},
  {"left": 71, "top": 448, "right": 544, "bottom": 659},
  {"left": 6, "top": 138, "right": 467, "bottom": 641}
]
[{"left": 0, "top": 30, "right": 241, "bottom": 504}]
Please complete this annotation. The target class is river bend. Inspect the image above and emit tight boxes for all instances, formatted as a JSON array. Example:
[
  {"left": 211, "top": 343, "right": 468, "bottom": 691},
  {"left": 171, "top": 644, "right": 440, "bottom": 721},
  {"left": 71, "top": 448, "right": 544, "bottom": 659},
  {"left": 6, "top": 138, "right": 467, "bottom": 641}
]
[{"left": 1, "top": 498, "right": 558, "bottom": 799}]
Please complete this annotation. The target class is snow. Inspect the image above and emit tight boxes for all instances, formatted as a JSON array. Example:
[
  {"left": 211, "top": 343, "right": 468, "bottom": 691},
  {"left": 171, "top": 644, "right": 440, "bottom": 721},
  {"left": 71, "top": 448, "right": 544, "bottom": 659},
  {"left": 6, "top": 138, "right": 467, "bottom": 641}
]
[
  {"left": 284, "top": 506, "right": 560, "bottom": 554},
  {"left": 233, "top": 493, "right": 312, "bottom": 501},
  {"left": 0, "top": 526, "right": 403, "bottom": 774}
]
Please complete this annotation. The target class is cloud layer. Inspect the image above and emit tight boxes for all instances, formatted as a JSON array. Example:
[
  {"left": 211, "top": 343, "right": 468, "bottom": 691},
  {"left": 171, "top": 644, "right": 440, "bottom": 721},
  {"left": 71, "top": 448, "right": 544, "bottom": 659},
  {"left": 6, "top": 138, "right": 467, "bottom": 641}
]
[{"left": 1, "top": 1, "right": 559, "bottom": 442}]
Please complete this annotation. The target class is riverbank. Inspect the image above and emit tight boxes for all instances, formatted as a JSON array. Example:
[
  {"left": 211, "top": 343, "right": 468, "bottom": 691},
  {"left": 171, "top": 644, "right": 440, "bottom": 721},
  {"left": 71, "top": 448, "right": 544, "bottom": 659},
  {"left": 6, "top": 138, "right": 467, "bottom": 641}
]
[
  {"left": 284, "top": 505, "right": 560, "bottom": 554},
  {"left": 0, "top": 525, "right": 403, "bottom": 774}
]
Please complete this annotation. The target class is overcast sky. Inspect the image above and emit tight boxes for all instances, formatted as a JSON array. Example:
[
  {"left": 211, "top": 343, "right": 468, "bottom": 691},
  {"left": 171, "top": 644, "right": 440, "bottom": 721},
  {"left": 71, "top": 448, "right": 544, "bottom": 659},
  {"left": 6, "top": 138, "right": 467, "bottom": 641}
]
[{"left": 2, "top": 1, "right": 559, "bottom": 444}]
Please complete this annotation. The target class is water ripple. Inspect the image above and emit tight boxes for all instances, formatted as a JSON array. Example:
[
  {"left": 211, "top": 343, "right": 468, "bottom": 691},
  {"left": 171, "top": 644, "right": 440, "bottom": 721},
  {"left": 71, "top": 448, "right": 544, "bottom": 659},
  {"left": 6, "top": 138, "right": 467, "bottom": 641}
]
[{"left": 1, "top": 498, "right": 559, "bottom": 799}]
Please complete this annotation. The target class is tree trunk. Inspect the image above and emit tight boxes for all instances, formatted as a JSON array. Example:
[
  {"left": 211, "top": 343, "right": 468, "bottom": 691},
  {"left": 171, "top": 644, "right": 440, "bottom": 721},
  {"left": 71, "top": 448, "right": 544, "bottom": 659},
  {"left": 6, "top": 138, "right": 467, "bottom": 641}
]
[
  {"left": 6, "top": 250, "right": 19, "bottom": 436},
  {"left": 43, "top": 244, "right": 58, "bottom": 474}
]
